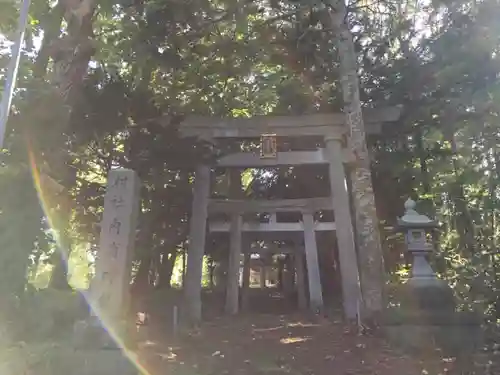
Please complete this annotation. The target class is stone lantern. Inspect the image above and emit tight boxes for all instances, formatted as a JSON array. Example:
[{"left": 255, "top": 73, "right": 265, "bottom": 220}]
[
  {"left": 396, "top": 198, "right": 455, "bottom": 312},
  {"left": 397, "top": 198, "right": 439, "bottom": 285},
  {"left": 385, "top": 198, "right": 482, "bottom": 357}
]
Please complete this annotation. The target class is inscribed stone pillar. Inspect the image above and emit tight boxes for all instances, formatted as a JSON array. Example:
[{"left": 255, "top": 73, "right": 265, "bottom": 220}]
[
  {"left": 325, "top": 136, "right": 361, "bottom": 319},
  {"left": 241, "top": 251, "right": 251, "bottom": 311},
  {"left": 92, "top": 168, "right": 140, "bottom": 325},
  {"left": 302, "top": 212, "right": 324, "bottom": 310},
  {"left": 294, "top": 252, "right": 307, "bottom": 310},
  {"left": 184, "top": 165, "right": 211, "bottom": 323}
]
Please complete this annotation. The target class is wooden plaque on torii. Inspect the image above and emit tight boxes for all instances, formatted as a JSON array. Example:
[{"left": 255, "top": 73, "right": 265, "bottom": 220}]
[{"left": 260, "top": 134, "right": 277, "bottom": 159}]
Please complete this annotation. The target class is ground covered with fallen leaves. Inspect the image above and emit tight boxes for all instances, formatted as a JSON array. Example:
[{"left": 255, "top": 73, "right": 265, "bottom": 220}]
[{"left": 135, "top": 314, "right": 457, "bottom": 375}]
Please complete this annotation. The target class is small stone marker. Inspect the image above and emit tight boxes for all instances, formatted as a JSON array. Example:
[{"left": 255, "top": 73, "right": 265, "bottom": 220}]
[{"left": 91, "top": 168, "right": 140, "bottom": 334}]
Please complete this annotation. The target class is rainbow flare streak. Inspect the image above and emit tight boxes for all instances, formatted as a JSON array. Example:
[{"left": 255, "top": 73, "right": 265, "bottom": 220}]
[{"left": 25, "top": 131, "right": 151, "bottom": 375}]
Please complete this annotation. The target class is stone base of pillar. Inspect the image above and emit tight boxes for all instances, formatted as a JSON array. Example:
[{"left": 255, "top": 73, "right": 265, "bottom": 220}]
[
  {"left": 46, "top": 316, "right": 139, "bottom": 375},
  {"left": 382, "top": 309, "right": 482, "bottom": 357}
]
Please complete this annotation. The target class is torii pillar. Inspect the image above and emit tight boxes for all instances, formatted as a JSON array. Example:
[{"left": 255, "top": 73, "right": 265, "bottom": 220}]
[
  {"left": 302, "top": 212, "right": 323, "bottom": 311},
  {"left": 225, "top": 169, "right": 243, "bottom": 314},
  {"left": 294, "top": 250, "right": 308, "bottom": 310},
  {"left": 184, "top": 165, "right": 211, "bottom": 323},
  {"left": 241, "top": 250, "right": 251, "bottom": 311},
  {"left": 325, "top": 136, "right": 361, "bottom": 319}
]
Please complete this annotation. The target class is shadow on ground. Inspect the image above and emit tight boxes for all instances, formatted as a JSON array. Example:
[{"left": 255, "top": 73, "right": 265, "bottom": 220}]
[{"left": 134, "top": 313, "right": 453, "bottom": 375}]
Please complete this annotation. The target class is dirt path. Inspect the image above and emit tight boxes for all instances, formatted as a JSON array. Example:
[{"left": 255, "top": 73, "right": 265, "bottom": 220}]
[{"left": 135, "top": 314, "right": 452, "bottom": 375}]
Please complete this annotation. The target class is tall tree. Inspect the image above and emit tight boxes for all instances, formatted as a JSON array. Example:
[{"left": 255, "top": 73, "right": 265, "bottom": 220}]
[
  {"left": 46, "top": 0, "right": 97, "bottom": 288},
  {"left": 319, "top": 0, "right": 385, "bottom": 318}
]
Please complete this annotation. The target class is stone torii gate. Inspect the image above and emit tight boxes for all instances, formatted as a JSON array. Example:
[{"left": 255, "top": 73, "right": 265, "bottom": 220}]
[{"left": 180, "top": 108, "right": 401, "bottom": 322}]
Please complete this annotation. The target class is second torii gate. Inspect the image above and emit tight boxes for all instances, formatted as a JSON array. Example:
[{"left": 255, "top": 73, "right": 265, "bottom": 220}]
[{"left": 179, "top": 107, "right": 402, "bottom": 322}]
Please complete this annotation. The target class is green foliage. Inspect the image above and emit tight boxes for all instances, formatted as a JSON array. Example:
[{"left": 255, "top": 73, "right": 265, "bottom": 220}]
[{"left": 2, "top": 0, "right": 500, "bottom": 365}]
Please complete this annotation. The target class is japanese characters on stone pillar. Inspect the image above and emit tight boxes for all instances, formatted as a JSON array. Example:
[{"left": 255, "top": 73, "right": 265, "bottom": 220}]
[{"left": 92, "top": 169, "right": 140, "bottom": 324}]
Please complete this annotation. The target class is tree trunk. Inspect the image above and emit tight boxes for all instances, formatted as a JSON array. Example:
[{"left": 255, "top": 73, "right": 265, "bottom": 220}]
[
  {"left": 182, "top": 250, "right": 187, "bottom": 287},
  {"left": 489, "top": 147, "right": 500, "bottom": 318},
  {"left": 133, "top": 252, "right": 153, "bottom": 289},
  {"left": 33, "top": 2, "right": 64, "bottom": 79},
  {"left": 415, "top": 128, "right": 432, "bottom": 199},
  {"left": 49, "top": 0, "right": 96, "bottom": 104},
  {"left": 157, "top": 250, "right": 178, "bottom": 289},
  {"left": 130, "top": 252, "right": 153, "bottom": 315},
  {"left": 320, "top": 1, "right": 385, "bottom": 318},
  {"left": 49, "top": 249, "right": 71, "bottom": 289},
  {"left": 445, "top": 126, "right": 476, "bottom": 254},
  {"left": 47, "top": 0, "right": 97, "bottom": 289},
  {"left": 49, "top": 186, "right": 74, "bottom": 289},
  {"left": 208, "top": 258, "right": 215, "bottom": 289},
  {"left": 415, "top": 128, "right": 444, "bottom": 272}
]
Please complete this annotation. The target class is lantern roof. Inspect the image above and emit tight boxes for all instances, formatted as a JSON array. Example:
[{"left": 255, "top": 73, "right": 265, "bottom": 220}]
[{"left": 397, "top": 198, "right": 437, "bottom": 229}]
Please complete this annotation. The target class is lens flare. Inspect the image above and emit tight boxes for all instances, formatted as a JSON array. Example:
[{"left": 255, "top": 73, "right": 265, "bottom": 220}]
[{"left": 25, "top": 131, "right": 152, "bottom": 375}]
